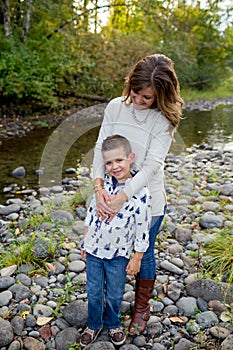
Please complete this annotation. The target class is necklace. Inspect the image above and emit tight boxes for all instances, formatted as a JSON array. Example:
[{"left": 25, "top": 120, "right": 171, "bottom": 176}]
[{"left": 131, "top": 106, "right": 151, "bottom": 125}]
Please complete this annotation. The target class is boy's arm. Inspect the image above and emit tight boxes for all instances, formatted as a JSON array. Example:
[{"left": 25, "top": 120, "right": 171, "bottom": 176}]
[
  {"left": 80, "top": 226, "right": 88, "bottom": 260},
  {"left": 81, "top": 195, "right": 96, "bottom": 261},
  {"left": 126, "top": 252, "right": 144, "bottom": 275},
  {"left": 126, "top": 188, "right": 152, "bottom": 275},
  {"left": 134, "top": 189, "right": 151, "bottom": 253}
]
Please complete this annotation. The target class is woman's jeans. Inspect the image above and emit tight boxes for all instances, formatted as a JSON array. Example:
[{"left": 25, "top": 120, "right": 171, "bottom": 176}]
[
  {"left": 86, "top": 253, "right": 129, "bottom": 330},
  {"left": 137, "top": 207, "right": 166, "bottom": 280}
]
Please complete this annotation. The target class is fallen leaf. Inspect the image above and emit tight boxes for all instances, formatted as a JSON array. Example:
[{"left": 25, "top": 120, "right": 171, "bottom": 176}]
[
  {"left": 21, "top": 311, "right": 30, "bottom": 319},
  {"left": 170, "top": 316, "right": 187, "bottom": 323},
  {"left": 62, "top": 242, "right": 76, "bottom": 250},
  {"left": 157, "top": 292, "right": 165, "bottom": 299},
  {"left": 163, "top": 283, "right": 168, "bottom": 293},
  {"left": 220, "top": 311, "right": 232, "bottom": 322},
  {"left": 45, "top": 262, "right": 57, "bottom": 271},
  {"left": 15, "top": 228, "right": 21, "bottom": 235},
  {"left": 36, "top": 317, "right": 53, "bottom": 326}
]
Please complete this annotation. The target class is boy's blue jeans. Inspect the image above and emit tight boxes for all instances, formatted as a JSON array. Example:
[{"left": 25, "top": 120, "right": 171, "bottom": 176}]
[
  {"left": 86, "top": 253, "right": 128, "bottom": 330},
  {"left": 137, "top": 208, "right": 166, "bottom": 280}
]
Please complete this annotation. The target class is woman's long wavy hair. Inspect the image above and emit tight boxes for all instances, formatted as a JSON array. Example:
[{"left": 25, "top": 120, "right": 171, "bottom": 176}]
[{"left": 122, "top": 54, "right": 184, "bottom": 128}]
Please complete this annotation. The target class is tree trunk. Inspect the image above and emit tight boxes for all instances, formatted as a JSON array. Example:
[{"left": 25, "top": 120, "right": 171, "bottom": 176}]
[
  {"left": 83, "top": 0, "right": 89, "bottom": 31},
  {"left": 1, "top": 0, "right": 12, "bottom": 36},
  {"left": 22, "top": 0, "right": 32, "bottom": 42},
  {"left": 94, "top": 0, "right": 98, "bottom": 33}
]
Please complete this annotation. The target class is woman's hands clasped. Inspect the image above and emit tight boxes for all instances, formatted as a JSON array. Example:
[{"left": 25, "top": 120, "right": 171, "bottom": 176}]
[{"left": 96, "top": 189, "right": 128, "bottom": 221}]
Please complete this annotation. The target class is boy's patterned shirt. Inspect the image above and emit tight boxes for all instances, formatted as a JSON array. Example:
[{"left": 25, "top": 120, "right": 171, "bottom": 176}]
[{"left": 83, "top": 174, "right": 152, "bottom": 259}]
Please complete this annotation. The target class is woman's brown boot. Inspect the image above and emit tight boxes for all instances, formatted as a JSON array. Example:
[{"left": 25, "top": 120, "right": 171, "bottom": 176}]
[{"left": 128, "top": 277, "right": 155, "bottom": 335}]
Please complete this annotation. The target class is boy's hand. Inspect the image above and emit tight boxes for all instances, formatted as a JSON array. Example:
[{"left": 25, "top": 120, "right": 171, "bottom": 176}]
[
  {"left": 126, "top": 252, "right": 143, "bottom": 275},
  {"left": 81, "top": 249, "right": 86, "bottom": 260}
]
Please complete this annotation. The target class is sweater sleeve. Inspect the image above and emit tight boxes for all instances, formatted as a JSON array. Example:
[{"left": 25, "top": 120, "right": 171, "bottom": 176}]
[
  {"left": 133, "top": 189, "right": 151, "bottom": 253},
  {"left": 123, "top": 118, "right": 174, "bottom": 199}
]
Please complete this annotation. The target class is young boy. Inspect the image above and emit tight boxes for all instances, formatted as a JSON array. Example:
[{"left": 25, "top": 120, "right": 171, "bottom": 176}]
[{"left": 80, "top": 135, "right": 151, "bottom": 347}]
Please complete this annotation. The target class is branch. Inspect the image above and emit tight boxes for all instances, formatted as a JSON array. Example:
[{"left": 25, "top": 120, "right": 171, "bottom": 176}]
[
  {"left": 46, "top": 3, "right": 131, "bottom": 39},
  {"left": 60, "top": 91, "right": 111, "bottom": 102}
]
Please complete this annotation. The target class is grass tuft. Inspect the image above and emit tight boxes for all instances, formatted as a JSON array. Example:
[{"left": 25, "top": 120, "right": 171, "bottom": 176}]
[{"left": 203, "top": 229, "right": 233, "bottom": 286}]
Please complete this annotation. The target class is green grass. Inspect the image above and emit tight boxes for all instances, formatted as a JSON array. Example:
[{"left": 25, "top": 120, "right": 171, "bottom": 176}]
[
  {"left": 0, "top": 231, "right": 65, "bottom": 274},
  {"left": 203, "top": 229, "right": 233, "bottom": 286},
  {"left": 182, "top": 77, "right": 233, "bottom": 101}
]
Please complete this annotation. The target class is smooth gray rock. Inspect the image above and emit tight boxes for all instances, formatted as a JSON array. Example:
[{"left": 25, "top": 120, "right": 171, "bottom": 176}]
[
  {"left": 68, "top": 260, "right": 86, "bottom": 273},
  {"left": 0, "top": 276, "right": 15, "bottom": 289},
  {"left": 16, "top": 273, "right": 31, "bottom": 286},
  {"left": 220, "top": 334, "right": 233, "bottom": 350},
  {"left": 0, "top": 318, "right": 14, "bottom": 347},
  {"left": 33, "top": 304, "right": 53, "bottom": 317},
  {"left": 10, "top": 315, "right": 24, "bottom": 336},
  {"left": 186, "top": 279, "right": 233, "bottom": 303},
  {"left": 63, "top": 300, "right": 88, "bottom": 327},
  {"left": 174, "top": 338, "right": 195, "bottom": 350},
  {"left": 50, "top": 210, "right": 74, "bottom": 223},
  {"left": 160, "top": 260, "right": 183, "bottom": 275},
  {"left": 196, "top": 311, "right": 219, "bottom": 329},
  {"left": 176, "top": 297, "right": 197, "bottom": 316},
  {"left": 199, "top": 211, "right": 223, "bottom": 228},
  {"left": 23, "top": 336, "right": 46, "bottom": 350},
  {"left": 175, "top": 228, "right": 192, "bottom": 243},
  {"left": 209, "top": 326, "right": 230, "bottom": 340},
  {"left": 9, "top": 284, "right": 31, "bottom": 302},
  {"left": 0, "top": 290, "right": 12, "bottom": 306},
  {"left": 0, "top": 204, "right": 21, "bottom": 215},
  {"left": 55, "top": 327, "right": 81, "bottom": 350},
  {"left": 12, "top": 166, "right": 26, "bottom": 178}
]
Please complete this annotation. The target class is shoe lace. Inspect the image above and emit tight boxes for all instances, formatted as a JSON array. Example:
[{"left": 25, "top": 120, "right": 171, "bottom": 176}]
[
  {"left": 109, "top": 327, "right": 123, "bottom": 335},
  {"left": 84, "top": 327, "right": 95, "bottom": 336}
]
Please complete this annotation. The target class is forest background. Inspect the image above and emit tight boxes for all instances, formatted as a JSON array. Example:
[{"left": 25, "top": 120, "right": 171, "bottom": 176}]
[{"left": 1, "top": 0, "right": 233, "bottom": 117}]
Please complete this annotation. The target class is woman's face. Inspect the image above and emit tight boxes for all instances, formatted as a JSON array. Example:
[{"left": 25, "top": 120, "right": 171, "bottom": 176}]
[{"left": 130, "top": 87, "right": 156, "bottom": 110}]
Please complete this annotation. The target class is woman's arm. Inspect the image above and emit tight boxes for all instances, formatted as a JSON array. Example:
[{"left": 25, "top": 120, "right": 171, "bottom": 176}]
[
  {"left": 121, "top": 120, "right": 173, "bottom": 199},
  {"left": 93, "top": 99, "right": 121, "bottom": 217},
  {"left": 93, "top": 99, "right": 119, "bottom": 179},
  {"left": 109, "top": 119, "right": 173, "bottom": 212}
]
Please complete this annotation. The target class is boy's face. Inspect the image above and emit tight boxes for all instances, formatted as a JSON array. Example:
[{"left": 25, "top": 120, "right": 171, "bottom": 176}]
[{"left": 102, "top": 146, "right": 135, "bottom": 183}]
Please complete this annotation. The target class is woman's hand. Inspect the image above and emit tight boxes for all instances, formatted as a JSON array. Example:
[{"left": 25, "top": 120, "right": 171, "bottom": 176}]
[
  {"left": 96, "top": 188, "right": 115, "bottom": 220},
  {"left": 109, "top": 191, "right": 128, "bottom": 212}
]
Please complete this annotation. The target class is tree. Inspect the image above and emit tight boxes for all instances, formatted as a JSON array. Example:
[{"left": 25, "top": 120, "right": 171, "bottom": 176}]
[
  {"left": 1, "top": 0, "right": 11, "bottom": 36},
  {"left": 22, "top": 0, "right": 33, "bottom": 42}
]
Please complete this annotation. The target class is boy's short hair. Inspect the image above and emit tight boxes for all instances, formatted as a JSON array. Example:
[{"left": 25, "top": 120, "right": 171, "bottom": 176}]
[{"left": 101, "top": 135, "right": 132, "bottom": 157}]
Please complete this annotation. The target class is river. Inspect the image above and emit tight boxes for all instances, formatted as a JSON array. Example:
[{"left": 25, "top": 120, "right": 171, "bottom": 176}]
[{"left": 0, "top": 104, "right": 233, "bottom": 204}]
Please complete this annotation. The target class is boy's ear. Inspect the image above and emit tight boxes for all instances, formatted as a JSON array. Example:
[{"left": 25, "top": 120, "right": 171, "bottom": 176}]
[{"left": 129, "top": 152, "right": 135, "bottom": 164}]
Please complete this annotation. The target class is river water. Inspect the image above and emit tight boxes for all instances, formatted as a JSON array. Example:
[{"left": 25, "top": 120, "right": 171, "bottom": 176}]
[{"left": 0, "top": 104, "right": 233, "bottom": 204}]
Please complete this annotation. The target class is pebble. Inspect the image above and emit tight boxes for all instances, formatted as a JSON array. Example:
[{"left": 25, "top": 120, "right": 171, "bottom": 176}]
[{"left": 0, "top": 107, "right": 233, "bottom": 349}]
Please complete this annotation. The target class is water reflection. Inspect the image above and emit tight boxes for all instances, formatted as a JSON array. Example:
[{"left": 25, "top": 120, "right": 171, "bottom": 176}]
[{"left": 178, "top": 105, "right": 233, "bottom": 151}]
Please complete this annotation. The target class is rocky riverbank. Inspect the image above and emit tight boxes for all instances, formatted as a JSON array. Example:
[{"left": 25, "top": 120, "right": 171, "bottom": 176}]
[
  {"left": 0, "top": 145, "right": 233, "bottom": 350},
  {"left": 1, "top": 97, "right": 233, "bottom": 140}
]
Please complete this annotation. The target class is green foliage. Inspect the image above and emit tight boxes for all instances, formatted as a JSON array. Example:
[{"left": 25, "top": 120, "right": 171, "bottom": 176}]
[
  {"left": 68, "top": 342, "right": 82, "bottom": 350},
  {"left": 69, "top": 179, "right": 94, "bottom": 209},
  {"left": 0, "top": 0, "right": 233, "bottom": 113},
  {"left": 203, "top": 229, "right": 233, "bottom": 285},
  {"left": 52, "top": 274, "right": 83, "bottom": 318},
  {"left": 0, "top": 234, "right": 49, "bottom": 272},
  {"left": 0, "top": 36, "right": 58, "bottom": 106}
]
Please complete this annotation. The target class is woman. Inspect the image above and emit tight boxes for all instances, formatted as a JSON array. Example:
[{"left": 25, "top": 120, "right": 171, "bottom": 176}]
[{"left": 92, "top": 54, "right": 184, "bottom": 335}]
